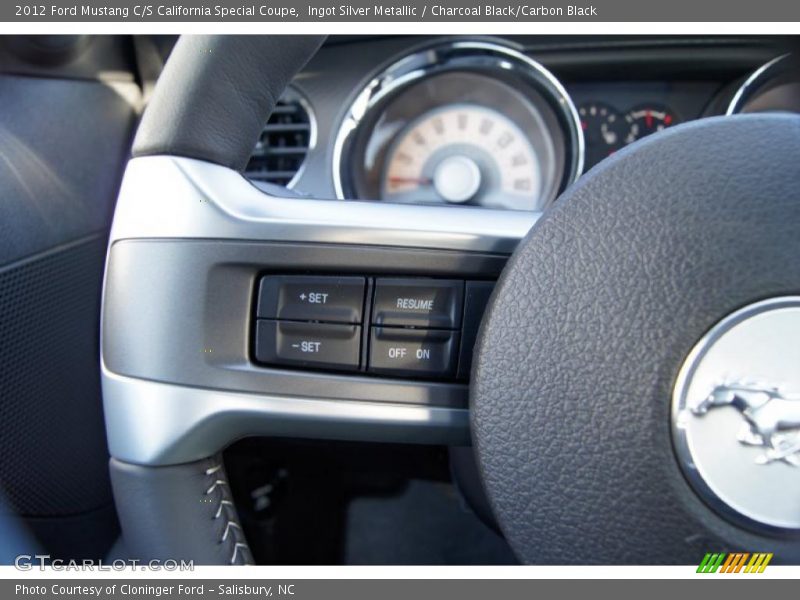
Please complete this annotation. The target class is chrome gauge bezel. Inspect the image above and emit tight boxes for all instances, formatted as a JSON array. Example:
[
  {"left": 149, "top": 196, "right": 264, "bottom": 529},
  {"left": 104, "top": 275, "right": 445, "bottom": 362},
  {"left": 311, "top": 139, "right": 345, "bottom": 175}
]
[
  {"left": 726, "top": 53, "right": 794, "bottom": 115},
  {"left": 332, "top": 40, "right": 585, "bottom": 206}
]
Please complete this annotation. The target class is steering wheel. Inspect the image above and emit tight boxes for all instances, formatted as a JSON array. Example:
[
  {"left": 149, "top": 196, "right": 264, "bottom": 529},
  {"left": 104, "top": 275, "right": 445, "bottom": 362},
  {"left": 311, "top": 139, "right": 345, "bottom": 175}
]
[{"left": 102, "top": 36, "right": 800, "bottom": 564}]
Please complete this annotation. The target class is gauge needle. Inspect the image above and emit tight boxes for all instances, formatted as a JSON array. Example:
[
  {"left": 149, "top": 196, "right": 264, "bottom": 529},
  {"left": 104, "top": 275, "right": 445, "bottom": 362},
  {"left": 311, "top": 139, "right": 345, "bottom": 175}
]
[{"left": 388, "top": 176, "right": 433, "bottom": 185}]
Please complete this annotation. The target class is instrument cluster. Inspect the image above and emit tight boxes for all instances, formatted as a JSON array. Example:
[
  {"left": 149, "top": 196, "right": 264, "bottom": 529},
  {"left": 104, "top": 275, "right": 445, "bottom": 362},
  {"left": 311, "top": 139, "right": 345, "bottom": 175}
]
[{"left": 331, "top": 40, "right": 797, "bottom": 211}]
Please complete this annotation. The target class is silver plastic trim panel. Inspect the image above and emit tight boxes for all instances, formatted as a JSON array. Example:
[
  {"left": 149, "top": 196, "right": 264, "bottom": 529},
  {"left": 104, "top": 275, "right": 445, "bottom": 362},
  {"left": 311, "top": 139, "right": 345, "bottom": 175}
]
[
  {"left": 111, "top": 156, "right": 537, "bottom": 254},
  {"left": 104, "top": 154, "right": 530, "bottom": 465},
  {"left": 103, "top": 370, "right": 470, "bottom": 466}
]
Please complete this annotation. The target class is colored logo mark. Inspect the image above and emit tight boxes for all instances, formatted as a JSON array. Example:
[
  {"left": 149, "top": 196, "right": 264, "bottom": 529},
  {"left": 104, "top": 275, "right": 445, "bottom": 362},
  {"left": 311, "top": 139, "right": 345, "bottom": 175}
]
[{"left": 697, "top": 552, "right": 773, "bottom": 573}]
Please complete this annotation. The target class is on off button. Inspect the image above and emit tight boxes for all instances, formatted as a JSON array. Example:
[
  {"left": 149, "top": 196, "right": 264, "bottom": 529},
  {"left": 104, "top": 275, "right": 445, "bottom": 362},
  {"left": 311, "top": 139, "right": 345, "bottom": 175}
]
[{"left": 368, "top": 327, "right": 459, "bottom": 378}]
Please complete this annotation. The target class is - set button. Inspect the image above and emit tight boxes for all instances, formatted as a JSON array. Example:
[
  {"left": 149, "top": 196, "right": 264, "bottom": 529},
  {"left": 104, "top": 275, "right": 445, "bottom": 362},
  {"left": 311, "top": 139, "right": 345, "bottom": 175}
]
[
  {"left": 257, "top": 275, "right": 365, "bottom": 323},
  {"left": 368, "top": 327, "right": 459, "bottom": 378},
  {"left": 372, "top": 278, "right": 463, "bottom": 329},
  {"left": 255, "top": 320, "right": 360, "bottom": 371}
]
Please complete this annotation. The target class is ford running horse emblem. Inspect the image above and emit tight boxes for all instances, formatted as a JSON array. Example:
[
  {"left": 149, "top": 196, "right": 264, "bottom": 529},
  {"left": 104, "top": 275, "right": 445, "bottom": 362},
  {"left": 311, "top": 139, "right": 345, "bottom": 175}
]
[{"left": 692, "top": 382, "right": 800, "bottom": 466}]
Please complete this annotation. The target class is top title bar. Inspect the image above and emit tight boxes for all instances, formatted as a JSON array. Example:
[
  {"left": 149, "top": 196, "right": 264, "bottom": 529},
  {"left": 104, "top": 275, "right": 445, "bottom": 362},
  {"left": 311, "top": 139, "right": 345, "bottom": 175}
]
[{"left": 5, "top": 0, "right": 800, "bottom": 22}]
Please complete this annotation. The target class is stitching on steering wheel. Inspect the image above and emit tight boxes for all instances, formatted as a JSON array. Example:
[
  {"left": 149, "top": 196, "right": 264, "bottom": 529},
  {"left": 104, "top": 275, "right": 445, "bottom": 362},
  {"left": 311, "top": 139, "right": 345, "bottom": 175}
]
[{"left": 204, "top": 461, "right": 253, "bottom": 565}]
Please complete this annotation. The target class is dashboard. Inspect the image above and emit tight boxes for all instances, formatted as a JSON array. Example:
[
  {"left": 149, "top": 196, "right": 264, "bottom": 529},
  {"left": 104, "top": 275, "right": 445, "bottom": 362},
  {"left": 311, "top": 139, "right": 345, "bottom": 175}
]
[{"left": 243, "top": 35, "right": 798, "bottom": 211}]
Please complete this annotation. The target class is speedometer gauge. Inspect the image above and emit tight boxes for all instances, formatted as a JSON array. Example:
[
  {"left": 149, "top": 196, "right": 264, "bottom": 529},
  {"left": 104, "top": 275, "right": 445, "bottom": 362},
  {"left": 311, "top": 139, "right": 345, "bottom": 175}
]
[
  {"left": 382, "top": 104, "right": 543, "bottom": 210},
  {"left": 333, "top": 41, "right": 584, "bottom": 211}
]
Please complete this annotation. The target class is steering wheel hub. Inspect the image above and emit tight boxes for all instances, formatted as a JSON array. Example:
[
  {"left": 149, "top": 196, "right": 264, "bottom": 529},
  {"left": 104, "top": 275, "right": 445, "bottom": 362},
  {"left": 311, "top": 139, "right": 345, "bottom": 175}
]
[{"left": 673, "top": 296, "right": 800, "bottom": 533}]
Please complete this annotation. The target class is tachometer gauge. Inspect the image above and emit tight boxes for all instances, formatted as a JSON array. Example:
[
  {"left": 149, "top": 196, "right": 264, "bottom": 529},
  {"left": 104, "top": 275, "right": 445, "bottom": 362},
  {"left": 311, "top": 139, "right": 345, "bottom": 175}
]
[
  {"left": 382, "top": 104, "right": 542, "bottom": 210},
  {"left": 578, "top": 103, "right": 626, "bottom": 169},
  {"left": 624, "top": 105, "right": 678, "bottom": 144}
]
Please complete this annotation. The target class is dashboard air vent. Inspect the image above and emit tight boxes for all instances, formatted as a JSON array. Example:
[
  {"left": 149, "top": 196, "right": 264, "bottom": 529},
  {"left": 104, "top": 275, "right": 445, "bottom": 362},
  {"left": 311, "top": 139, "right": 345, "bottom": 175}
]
[{"left": 245, "top": 93, "right": 313, "bottom": 187}]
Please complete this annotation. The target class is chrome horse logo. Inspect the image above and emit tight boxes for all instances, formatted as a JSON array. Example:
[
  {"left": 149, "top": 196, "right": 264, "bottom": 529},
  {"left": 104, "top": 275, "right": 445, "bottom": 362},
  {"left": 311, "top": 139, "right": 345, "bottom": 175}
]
[{"left": 692, "top": 383, "right": 800, "bottom": 467}]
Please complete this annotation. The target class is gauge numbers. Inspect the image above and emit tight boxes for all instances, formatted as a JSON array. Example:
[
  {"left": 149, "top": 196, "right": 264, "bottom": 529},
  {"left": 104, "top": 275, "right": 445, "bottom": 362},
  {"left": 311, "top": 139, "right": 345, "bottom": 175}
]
[
  {"left": 624, "top": 105, "right": 677, "bottom": 144},
  {"left": 382, "top": 104, "right": 544, "bottom": 211}
]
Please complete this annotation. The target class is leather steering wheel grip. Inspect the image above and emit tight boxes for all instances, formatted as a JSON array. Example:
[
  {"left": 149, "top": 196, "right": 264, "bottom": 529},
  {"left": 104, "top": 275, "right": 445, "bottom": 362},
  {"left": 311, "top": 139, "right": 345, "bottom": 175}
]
[
  {"left": 132, "top": 35, "right": 325, "bottom": 171},
  {"left": 110, "top": 35, "right": 325, "bottom": 564},
  {"left": 110, "top": 456, "right": 252, "bottom": 565}
]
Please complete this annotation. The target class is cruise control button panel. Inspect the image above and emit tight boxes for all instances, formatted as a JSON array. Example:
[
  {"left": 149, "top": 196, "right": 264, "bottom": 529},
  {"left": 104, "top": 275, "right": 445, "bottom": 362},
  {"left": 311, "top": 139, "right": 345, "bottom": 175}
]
[
  {"left": 372, "top": 278, "right": 463, "bottom": 329},
  {"left": 369, "top": 327, "right": 459, "bottom": 378},
  {"left": 255, "top": 320, "right": 360, "bottom": 371},
  {"left": 253, "top": 274, "right": 492, "bottom": 380}
]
